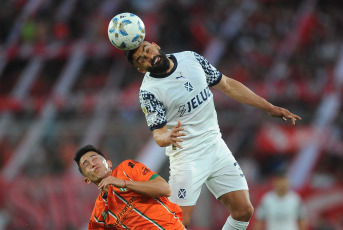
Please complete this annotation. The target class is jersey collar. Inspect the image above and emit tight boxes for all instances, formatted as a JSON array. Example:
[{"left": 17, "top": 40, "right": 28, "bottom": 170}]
[{"left": 149, "top": 55, "right": 177, "bottom": 78}]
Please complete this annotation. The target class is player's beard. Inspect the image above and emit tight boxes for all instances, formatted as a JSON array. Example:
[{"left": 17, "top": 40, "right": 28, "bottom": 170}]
[{"left": 147, "top": 50, "right": 170, "bottom": 75}]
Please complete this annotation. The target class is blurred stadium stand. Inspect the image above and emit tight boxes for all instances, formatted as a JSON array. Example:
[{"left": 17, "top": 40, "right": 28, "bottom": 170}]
[{"left": 0, "top": 0, "right": 343, "bottom": 229}]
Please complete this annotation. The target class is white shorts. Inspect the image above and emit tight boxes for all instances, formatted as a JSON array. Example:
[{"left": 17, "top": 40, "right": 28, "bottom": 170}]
[{"left": 168, "top": 138, "right": 249, "bottom": 206}]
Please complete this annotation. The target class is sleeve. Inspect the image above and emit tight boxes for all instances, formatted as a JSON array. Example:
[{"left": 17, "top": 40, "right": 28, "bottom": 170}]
[
  {"left": 193, "top": 52, "right": 222, "bottom": 87},
  {"left": 124, "top": 160, "right": 158, "bottom": 182},
  {"left": 297, "top": 196, "right": 307, "bottom": 220},
  {"left": 255, "top": 196, "right": 267, "bottom": 220},
  {"left": 139, "top": 89, "right": 167, "bottom": 131}
]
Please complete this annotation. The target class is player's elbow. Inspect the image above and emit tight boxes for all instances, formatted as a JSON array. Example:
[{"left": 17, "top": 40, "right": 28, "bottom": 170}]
[
  {"left": 155, "top": 182, "right": 171, "bottom": 197},
  {"left": 165, "top": 185, "right": 171, "bottom": 197},
  {"left": 159, "top": 184, "right": 171, "bottom": 197}
]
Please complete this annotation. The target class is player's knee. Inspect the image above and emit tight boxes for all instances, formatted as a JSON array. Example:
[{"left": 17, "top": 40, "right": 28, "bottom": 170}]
[{"left": 231, "top": 204, "right": 254, "bottom": 222}]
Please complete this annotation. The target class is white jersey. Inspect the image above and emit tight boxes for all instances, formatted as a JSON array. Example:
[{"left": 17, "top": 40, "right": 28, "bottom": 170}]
[
  {"left": 256, "top": 190, "right": 306, "bottom": 230},
  {"left": 139, "top": 51, "right": 222, "bottom": 158}
]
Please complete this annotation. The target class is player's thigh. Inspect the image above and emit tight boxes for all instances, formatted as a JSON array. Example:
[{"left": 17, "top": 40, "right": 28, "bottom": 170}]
[
  {"left": 169, "top": 165, "right": 210, "bottom": 206},
  {"left": 205, "top": 141, "right": 249, "bottom": 199}
]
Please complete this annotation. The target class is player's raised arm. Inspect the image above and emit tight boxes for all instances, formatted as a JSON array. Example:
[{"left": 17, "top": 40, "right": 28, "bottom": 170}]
[
  {"left": 213, "top": 74, "right": 301, "bottom": 125},
  {"left": 152, "top": 120, "right": 186, "bottom": 148}
]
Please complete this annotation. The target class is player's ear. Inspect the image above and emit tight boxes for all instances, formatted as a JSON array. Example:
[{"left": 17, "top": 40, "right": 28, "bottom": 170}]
[
  {"left": 106, "top": 160, "right": 112, "bottom": 168},
  {"left": 137, "top": 68, "right": 146, "bottom": 74},
  {"left": 151, "top": 42, "right": 160, "bottom": 50},
  {"left": 84, "top": 177, "right": 92, "bottom": 184}
]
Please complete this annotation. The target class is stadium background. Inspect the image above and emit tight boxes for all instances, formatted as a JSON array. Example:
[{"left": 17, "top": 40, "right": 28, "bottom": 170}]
[{"left": 0, "top": 0, "right": 343, "bottom": 229}]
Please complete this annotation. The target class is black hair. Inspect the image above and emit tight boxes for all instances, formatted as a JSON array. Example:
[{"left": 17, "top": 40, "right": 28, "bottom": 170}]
[
  {"left": 125, "top": 47, "right": 138, "bottom": 65},
  {"left": 74, "top": 144, "right": 105, "bottom": 175},
  {"left": 273, "top": 167, "right": 288, "bottom": 178}
]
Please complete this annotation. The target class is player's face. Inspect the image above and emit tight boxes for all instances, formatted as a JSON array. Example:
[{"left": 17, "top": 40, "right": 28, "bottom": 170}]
[
  {"left": 132, "top": 41, "right": 170, "bottom": 74},
  {"left": 273, "top": 176, "right": 288, "bottom": 195},
  {"left": 80, "top": 151, "right": 112, "bottom": 184}
]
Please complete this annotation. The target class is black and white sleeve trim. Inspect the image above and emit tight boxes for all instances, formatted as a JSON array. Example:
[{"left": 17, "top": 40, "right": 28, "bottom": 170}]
[
  {"left": 139, "top": 90, "right": 167, "bottom": 131},
  {"left": 193, "top": 52, "right": 222, "bottom": 87}
]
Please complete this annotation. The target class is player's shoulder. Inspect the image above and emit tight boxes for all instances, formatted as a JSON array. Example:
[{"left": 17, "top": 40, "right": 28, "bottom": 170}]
[
  {"left": 262, "top": 191, "right": 278, "bottom": 201},
  {"left": 140, "top": 73, "right": 160, "bottom": 90},
  {"left": 117, "top": 159, "right": 141, "bottom": 170},
  {"left": 287, "top": 190, "right": 302, "bottom": 200},
  {"left": 172, "top": 50, "right": 198, "bottom": 60}
]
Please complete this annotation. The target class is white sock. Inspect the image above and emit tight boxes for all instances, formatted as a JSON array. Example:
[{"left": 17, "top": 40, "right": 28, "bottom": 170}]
[{"left": 222, "top": 215, "right": 249, "bottom": 230}]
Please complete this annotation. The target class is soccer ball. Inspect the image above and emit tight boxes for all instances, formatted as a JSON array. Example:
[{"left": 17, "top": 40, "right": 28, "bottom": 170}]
[{"left": 108, "top": 13, "right": 145, "bottom": 50}]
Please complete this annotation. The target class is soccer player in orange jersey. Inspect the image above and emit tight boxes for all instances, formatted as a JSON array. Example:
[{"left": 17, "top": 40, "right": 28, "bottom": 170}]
[{"left": 74, "top": 145, "right": 185, "bottom": 230}]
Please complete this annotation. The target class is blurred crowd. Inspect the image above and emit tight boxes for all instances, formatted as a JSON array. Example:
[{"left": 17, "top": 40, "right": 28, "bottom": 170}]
[{"left": 0, "top": 0, "right": 343, "bottom": 229}]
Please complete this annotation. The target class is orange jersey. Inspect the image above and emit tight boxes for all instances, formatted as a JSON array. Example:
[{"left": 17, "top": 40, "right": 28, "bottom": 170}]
[{"left": 88, "top": 160, "right": 185, "bottom": 230}]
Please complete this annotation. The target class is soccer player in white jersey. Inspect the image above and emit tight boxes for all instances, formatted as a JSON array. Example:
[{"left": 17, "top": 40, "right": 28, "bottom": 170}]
[
  {"left": 255, "top": 171, "right": 307, "bottom": 230},
  {"left": 125, "top": 41, "right": 301, "bottom": 230}
]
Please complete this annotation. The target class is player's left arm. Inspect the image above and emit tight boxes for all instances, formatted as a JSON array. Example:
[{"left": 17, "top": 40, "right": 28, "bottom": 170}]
[
  {"left": 213, "top": 74, "right": 301, "bottom": 125},
  {"left": 98, "top": 161, "right": 171, "bottom": 198},
  {"left": 98, "top": 175, "right": 170, "bottom": 198},
  {"left": 297, "top": 198, "right": 307, "bottom": 230},
  {"left": 125, "top": 175, "right": 171, "bottom": 198}
]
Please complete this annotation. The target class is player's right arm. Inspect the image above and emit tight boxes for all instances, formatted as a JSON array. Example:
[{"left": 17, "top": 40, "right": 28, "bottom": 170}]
[
  {"left": 152, "top": 120, "right": 185, "bottom": 148},
  {"left": 139, "top": 89, "right": 185, "bottom": 148},
  {"left": 254, "top": 196, "right": 267, "bottom": 230}
]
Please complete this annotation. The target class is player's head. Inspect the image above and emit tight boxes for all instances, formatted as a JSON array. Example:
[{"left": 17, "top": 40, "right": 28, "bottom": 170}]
[
  {"left": 74, "top": 145, "right": 112, "bottom": 184},
  {"left": 125, "top": 41, "right": 171, "bottom": 75},
  {"left": 272, "top": 169, "right": 289, "bottom": 196}
]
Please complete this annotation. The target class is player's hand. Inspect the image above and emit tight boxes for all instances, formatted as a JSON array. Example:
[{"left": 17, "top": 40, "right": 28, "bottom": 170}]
[
  {"left": 98, "top": 176, "right": 125, "bottom": 192},
  {"left": 267, "top": 106, "right": 301, "bottom": 125},
  {"left": 169, "top": 120, "right": 186, "bottom": 149}
]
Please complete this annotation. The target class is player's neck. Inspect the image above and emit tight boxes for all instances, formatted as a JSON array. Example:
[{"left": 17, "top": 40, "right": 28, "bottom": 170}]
[
  {"left": 276, "top": 189, "right": 287, "bottom": 197},
  {"left": 166, "top": 57, "right": 174, "bottom": 73}
]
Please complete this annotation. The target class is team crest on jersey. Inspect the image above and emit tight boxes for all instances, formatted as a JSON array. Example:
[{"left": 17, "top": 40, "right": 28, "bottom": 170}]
[
  {"left": 102, "top": 211, "right": 108, "bottom": 220},
  {"left": 178, "top": 105, "right": 186, "bottom": 117},
  {"left": 184, "top": 82, "right": 193, "bottom": 92},
  {"left": 141, "top": 106, "right": 148, "bottom": 115},
  {"left": 178, "top": 188, "right": 186, "bottom": 199}
]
